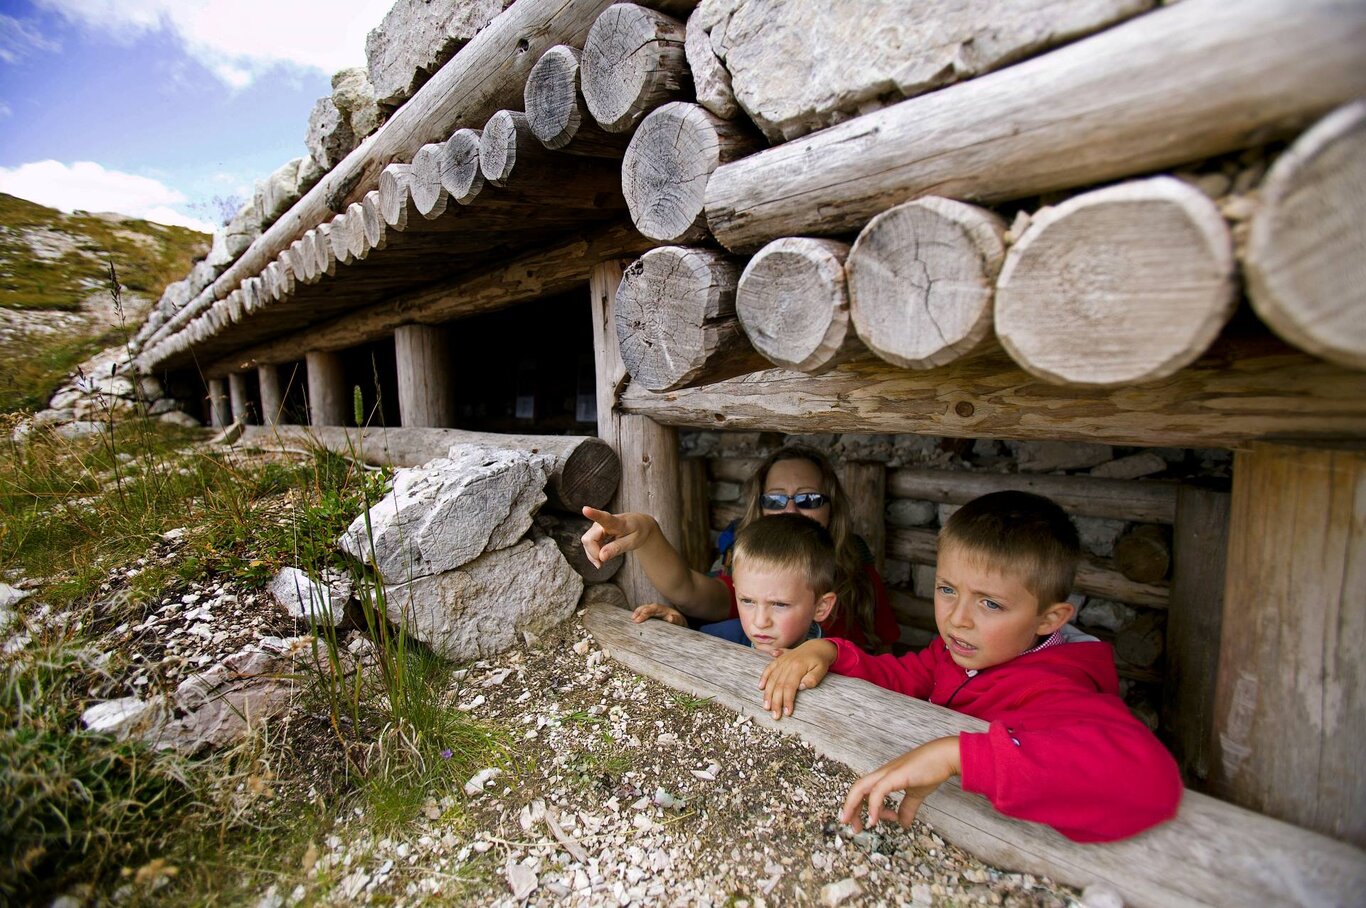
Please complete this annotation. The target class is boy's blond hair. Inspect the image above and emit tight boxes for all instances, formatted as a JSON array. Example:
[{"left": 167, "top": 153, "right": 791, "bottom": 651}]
[
  {"left": 940, "top": 491, "right": 1080, "bottom": 609},
  {"left": 732, "top": 513, "right": 837, "bottom": 597}
]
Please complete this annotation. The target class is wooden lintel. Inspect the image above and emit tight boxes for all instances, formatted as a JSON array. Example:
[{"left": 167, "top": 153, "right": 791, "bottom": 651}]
[
  {"left": 583, "top": 604, "right": 1366, "bottom": 908},
  {"left": 618, "top": 337, "right": 1366, "bottom": 449}
]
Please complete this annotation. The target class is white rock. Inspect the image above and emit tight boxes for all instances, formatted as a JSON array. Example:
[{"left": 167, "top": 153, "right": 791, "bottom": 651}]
[
  {"left": 820, "top": 877, "right": 862, "bottom": 906},
  {"left": 0, "top": 582, "right": 30, "bottom": 609},
  {"left": 365, "top": 0, "right": 509, "bottom": 109},
  {"left": 1090, "top": 451, "right": 1168, "bottom": 480},
  {"left": 81, "top": 696, "right": 166, "bottom": 740},
  {"left": 1017, "top": 440, "right": 1114, "bottom": 473},
  {"left": 464, "top": 767, "right": 503, "bottom": 797},
  {"left": 885, "top": 498, "right": 937, "bottom": 528},
  {"left": 1081, "top": 884, "right": 1126, "bottom": 908},
  {"left": 269, "top": 567, "right": 348, "bottom": 626},
  {"left": 1080, "top": 599, "right": 1136, "bottom": 634},
  {"left": 1074, "top": 516, "right": 1127, "bottom": 558},
  {"left": 506, "top": 860, "right": 538, "bottom": 900}
]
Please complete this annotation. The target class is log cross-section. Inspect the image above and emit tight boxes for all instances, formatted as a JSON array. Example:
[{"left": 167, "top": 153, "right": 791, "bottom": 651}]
[
  {"left": 615, "top": 245, "right": 768, "bottom": 392},
  {"left": 583, "top": 604, "right": 1366, "bottom": 908},
  {"left": 523, "top": 44, "right": 631, "bottom": 157},
  {"left": 581, "top": 3, "right": 691, "bottom": 133}
]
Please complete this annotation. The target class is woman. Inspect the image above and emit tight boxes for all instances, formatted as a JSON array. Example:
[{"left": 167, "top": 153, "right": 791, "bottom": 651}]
[{"left": 582, "top": 445, "right": 898, "bottom": 651}]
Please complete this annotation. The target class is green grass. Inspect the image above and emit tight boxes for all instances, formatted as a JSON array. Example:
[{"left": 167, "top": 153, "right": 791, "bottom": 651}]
[{"left": 0, "top": 192, "right": 208, "bottom": 311}]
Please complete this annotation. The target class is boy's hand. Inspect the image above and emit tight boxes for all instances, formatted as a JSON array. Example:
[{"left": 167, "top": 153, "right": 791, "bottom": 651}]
[
  {"left": 758, "top": 639, "right": 837, "bottom": 720},
  {"left": 840, "top": 736, "right": 962, "bottom": 833},
  {"left": 632, "top": 603, "right": 688, "bottom": 627},
  {"left": 580, "top": 507, "right": 655, "bottom": 569}
]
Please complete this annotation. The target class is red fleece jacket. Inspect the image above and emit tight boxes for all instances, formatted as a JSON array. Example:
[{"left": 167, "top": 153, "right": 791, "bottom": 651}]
[{"left": 830, "top": 636, "right": 1183, "bottom": 843}]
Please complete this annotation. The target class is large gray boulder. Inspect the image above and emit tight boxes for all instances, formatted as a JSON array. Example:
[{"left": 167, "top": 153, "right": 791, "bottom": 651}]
[
  {"left": 383, "top": 534, "right": 582, "bottom": 662},
  {"left": 339, "top": 444, "right": 552, "bottom": 583},
  {"left": 306, "top": 96, "right": 355, "bottom": 171},
  {"left": 253, "top": 157, "right": 307, "bottom": 224},
  {"left": 364, "top": 0, "right": 512, "bottom": 110},
  {"left": 332, "top": 67, "right": 384, "bottom": 140}
]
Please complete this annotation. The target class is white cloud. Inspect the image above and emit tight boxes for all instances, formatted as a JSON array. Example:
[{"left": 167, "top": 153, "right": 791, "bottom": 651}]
[
  {"left": 0, "top": 160, "right": 214, "bottom": 232},
  {"left": 0, "top": 100, "right": 11, "bottom": 119},
  {"left": 35, "top": 0, "right": 391, "bottom": 85},
  {"left": 0, "top": 13, "right": 60, "bottom": 64}
]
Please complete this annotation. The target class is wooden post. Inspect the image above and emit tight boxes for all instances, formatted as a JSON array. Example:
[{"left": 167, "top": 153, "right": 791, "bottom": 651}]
[
  {"left": 394, "top": 324, "right": 455, "bottom": 428},
  {"left": 590, "top": 259, "right": 681, "bottom": 606},
  {"left": 679, "top": 457, "right": 713, "bottom": 574},
  {"left": 257, "top": 363, "right": 284, "bottom": 426},
  {"left": 837, "top": 461, "right": 886, "bottom": 573},
  {"left": 227, "top": 372, "right": 254, "bottom": 425},
  {"left": 306, "top": 350, "right": 348, "bottom": 427},
  {"left": 207, "top": 377, "right": 231, "bottom": 428},
  {"left": 1162, "top": 483, "right": 1230, "bottom": 789},
  {"left": 1210, "top": 442, "right": 1366, "bottom": 847}
]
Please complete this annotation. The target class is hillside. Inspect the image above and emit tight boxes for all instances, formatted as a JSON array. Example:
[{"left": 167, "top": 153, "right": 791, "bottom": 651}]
[{"left": 0, "top": 192, "right": 209, "bottom": 413}]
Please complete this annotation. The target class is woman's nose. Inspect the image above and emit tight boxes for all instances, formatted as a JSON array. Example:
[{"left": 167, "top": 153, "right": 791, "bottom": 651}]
[{"left": 782, "top": 498, "right": 799, "bottom": 513}]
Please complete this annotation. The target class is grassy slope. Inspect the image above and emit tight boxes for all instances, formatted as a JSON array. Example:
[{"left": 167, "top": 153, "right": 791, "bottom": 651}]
[
  {"left": 0, "top": 193, "right": 209, "bottom": 414},
  {"left": 0, "top": 192, "right": 209, "bottom": 309}
]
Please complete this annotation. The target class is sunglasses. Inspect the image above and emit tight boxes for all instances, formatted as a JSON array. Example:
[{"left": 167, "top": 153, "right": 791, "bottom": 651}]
[{"left": 760, "top": 492, "right": 828, "bottom": 511}]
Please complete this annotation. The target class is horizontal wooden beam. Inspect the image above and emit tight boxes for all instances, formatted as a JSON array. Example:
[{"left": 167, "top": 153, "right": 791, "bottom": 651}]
[
  {"left": 204, "top": 221, "right": 653, "bottom": 376},
  {"left": 618, "top": 337, "right": 1366, "bottom": 449},
  {"left": 584, "top": 604, "right": 1366, "bottom": 908},
  {"left": 887, "top": 468, "right": 1178, "bottom": 524}
]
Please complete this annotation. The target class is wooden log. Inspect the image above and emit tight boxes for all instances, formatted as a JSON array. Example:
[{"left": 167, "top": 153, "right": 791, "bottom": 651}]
[
  {"left": 536, "top": 512, "right": 622, "bottom": 583},
  {"left": 207, "top": 377, "right": 230, "bottom": 428},
  {"left": 311, "top": 224, "right": 337, "bottom": 278},
  {"left": 408, "top": 142, "right": 452, "bottom": 219},
  {"left": 343, "top": 201, "right": 369, "bottom": 260},
  {"left": 887, "top": 525, "right": 1169, "bottom": 608},
  {"left": 440, "top": 128, "right": 485, "bottom": 205},
  {"left": 288, "top": 238, "right": 315, "bottom": 284},
  {"left": 703, "top": 0, "right": 1366, "bottom": 252},
  {"left": 590, "top": 259, "right": 680, "bottom": 605},
  {"left": 996, "top": 177, "right": 1237, "bottom": 387},
  {"left": 679, "top": 457, "right": 713, "bottom": 574},
  {"left": 479, "top": 110, "right": 545, "bottom": 187},
  {"left": 235, "top": 425, "right": 622, "bottom": 514},
  {"left": 1246, "top": 100, "right": 1366, "bottom": 370},
  {"left": 227, "top": 372, "right": 253, "bottom": 425},
  {"left": 329, "top": 212, "right": 357, "bottom": 266},
  {"left": 360, "top": 191, "right": 389, "bottom": 252},
  {"left": 524, "top": 44, "right": 632, "bottom": 156},
  {"left": 683, "top": 5, "right": 737, "bottom": 121},
  {"left": 211, "top": 222, "right": 654, "bottom": 373},
  {"left": 583, "top": 603, "right": 1366, "bottom": 908},
  {"left": 887, "top": 467, "right": 1178, "bottom": 525},
  {"left": 378, "top": 163, "right": 419, "bottom": 229},
  {"left": 615, "top": 246, "right": 767, "bottom": 392},
  {"left": 257, "top": 363, "right": 284, "bottom": 426},
  {"left": 305, "top": 351, "right": 347, "bottom": 427},
  {"left": 621, "top": 101, "right": 759, "bottom": 244},
  {"left": 736, "top": 237, "right": 861, "bottom": 374},
  {"left": 618, "top": 337, "right": 1366, "bottom": 449},
  {"left": 394, "top": 324, "right": 454, "bottom": 428},
  {"left": 1114, "top": 524, "right": 1172, "bottom": 584},
  {"left": 1211, "top": 442, "right": 1366, "bottom": 846},
  {"left": 1161, "top": 483, "right": 1229, "bottom": 788},
  {"left": 847, "top": 197, "right": 1007, "bottom": 370},
  {"left": 837, "top": 461, "right": 886, "bottom": 573},
  {"left": 581, "top": 4, "right": 690, "bottom": 134}
]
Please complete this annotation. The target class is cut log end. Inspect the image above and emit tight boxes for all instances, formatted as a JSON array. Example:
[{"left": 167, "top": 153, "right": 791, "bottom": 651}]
[
  {"left": 409, "top": 142, "right": 452, "bottom": 219},
  {"left": 737, "top": 237, "right": 861, "bottom": 373},
  {"left": 581, "top": 3, "right": 691, "bottom": 134},
  {"left": 525, "top": 45, "right": 585, "bottom": 149},
  {"left": 480, "top": 110, "right": 542, "bottom": 187},
  {"left": 1246, "top": 100, "right": 1366, "bottom": 371},
  {"left": 848, "top": 197, "right": 1006, "bottom": 371},
  {"left": 441, "top": 129, "right": 485, "bottom": 205},
  {"left": 377, "top": 164, "right": 414, "bottom": 229},
  {"left": 996, "top": 176, "right": 1237, "bottom": 388}
]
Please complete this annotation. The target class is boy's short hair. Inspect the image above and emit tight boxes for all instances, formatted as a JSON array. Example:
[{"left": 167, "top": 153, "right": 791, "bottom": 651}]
[
  {"left": 940, "top": 491, "right": 1081, "bottom": 609},
  {"left": 732, "top": 513, "right": 837, "bottom": 597}
]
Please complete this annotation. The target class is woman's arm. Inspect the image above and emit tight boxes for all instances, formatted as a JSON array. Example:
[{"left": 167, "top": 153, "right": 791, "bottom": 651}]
[{"left": 581, "top": 507, "right": 732, "bottom": 620}]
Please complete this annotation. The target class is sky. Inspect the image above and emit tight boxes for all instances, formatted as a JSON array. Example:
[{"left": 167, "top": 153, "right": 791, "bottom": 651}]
[{"left": 0, "top": 0, "right": 392, "bottom": 233}]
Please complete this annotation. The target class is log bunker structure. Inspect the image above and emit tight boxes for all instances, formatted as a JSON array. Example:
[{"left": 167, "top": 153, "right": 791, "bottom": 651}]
[{"left": 121, "top": 0, "right": 1365, "bottom": 904}]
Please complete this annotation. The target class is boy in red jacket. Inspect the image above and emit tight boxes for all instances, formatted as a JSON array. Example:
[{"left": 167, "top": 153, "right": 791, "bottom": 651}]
[{"left": 759, "top": 490, "right": 1183, "bottom": 843}]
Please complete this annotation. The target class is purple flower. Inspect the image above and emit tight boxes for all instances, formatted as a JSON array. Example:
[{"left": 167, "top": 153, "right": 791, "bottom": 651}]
[{"left": 440, "top": 748, "right": 453, "bottom": 759}]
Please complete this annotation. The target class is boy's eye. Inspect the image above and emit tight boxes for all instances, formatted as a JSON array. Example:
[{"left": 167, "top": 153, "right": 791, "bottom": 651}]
[
  {"left": 937, "top": 585, "right": 955, "bottom": 597},
  {"left": 982, "top": 599, "right": 1003, "bottom": 612}
]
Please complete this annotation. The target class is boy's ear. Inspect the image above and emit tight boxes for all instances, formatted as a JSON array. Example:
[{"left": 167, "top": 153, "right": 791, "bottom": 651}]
[
  {"left": 814, "top": 591, "right": 837, "bottom": 623},
  {"left": 1035, "top": 600, "right": 1075, "bottom": 636}
]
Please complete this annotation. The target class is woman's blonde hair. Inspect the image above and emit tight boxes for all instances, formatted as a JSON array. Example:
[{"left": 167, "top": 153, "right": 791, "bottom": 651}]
[{"left": 737, "top": 445, "right": 880, "bottom": 647}]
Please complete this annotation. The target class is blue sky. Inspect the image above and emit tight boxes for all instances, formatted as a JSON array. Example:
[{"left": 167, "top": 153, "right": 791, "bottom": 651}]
[{"left": 0, "top": 0, "right": 391, "bottom": 232}]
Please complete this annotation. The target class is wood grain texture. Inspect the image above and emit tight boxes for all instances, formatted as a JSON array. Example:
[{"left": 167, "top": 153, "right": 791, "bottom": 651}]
[
  {"left": 581, "top": 3, "right": 690, "bottom": 133},
  {"left": 440, "top": 128, "right": 486, "bottom": 204},
  {"left": 480, "top": 110, "right": 541, "bottom": 186},
  {"left": 615, "top": 245, "right": 767, "bottom": 392},
  {"left": 848, "top": 197, "right": 1006, "bottom": 370},
  {"left": 584, "top": 602, "right": 1366, "bottom": 908},
  {"left": 837, "top": 461, "right": 886, "bottom": 573},
  {"left": 735, "top": 237, "right": 862, "bottom": 374},
  {"left": 703, "top": 0, "right": 1366, "bottom": 252},
  {"left": 888, "top": 467, "right": 1177, "bottom": 525},
  {"left": 1245, "top": 100, "right": 1366, "bottom": 370},
  {"left": 408, "top": 142, "right": 453, "bottom": 218},
  {"left": 305, "top": 351, "right": 347, "bottom": 427},
  {"left": 618, "top": 338, "right": 1366, "bottom": 448},
  {"left": 257, "top": 363, "right": 283, "bottom": 427},
  {"left": 523, "top": 44, "right": 632, "bottom": 156},
  {"left": 621, "top": 101, "right": 759, "bottom": 243},
  {"left": 394, "top": 324, "right": 455, "bottom": 428},
  {"left": 228, "top": 372, "right": 252, "bottom": 425},
  {"left": 996, "top": 177, "right": 1236, "bottom": 387},
  {"left": 1211, "top": 442, "right": 1366, "bottom": 847}
]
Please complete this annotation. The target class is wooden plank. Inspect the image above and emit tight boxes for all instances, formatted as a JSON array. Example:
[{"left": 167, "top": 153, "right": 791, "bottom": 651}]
[
  {"left": 618, "top": 339, "right": 1366, "bottom": 448},
  {"left": 679, "top": 457, "right": 713, "bottom": 574},
  {"left": 1161, "top": 484, "right": 1230, "bottom": 788},
  {"left": 704, "top": 0, "right": 1366, "bottom": 252},
  {"left": 394, "top": 324, "right": 455, "bottom": 428},
  {"left": 837, "top": 461, "right": 886, "bottom": 573},
  {"left": 888, "top": 467, "right": 1178, "bottom": 524},
  {"left": 1211, "top": 442, "right": 1366, "bottom": 846},
  {"left": 583, "top": 604, "right": 1366, "bottom": 908}
]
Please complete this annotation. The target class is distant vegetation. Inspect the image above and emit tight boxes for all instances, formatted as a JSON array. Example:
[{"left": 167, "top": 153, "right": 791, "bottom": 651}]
[
  {"left": 0, "top": 192, "right": 209, "bottom": 310},
  {"left": 0, "top": 193, "right": 209, "bottom": 414}
]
